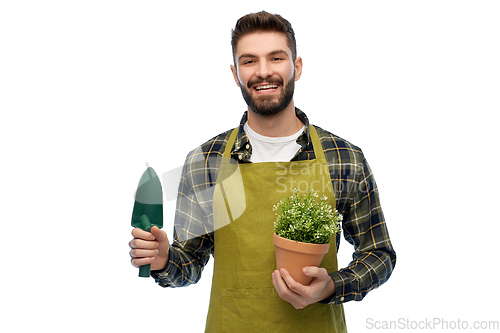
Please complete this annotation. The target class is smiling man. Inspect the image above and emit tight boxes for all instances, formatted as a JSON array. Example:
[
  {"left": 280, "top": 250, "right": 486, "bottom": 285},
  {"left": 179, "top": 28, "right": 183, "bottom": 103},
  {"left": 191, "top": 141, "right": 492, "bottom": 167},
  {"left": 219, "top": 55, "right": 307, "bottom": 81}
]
[
  {"left": 231, "top": 31, "right": 303, "bottom": 138},
  {"left": 232, "top": 32, "right": 298, "bottom": 118},
  {"left": 129, "top": 11, "right": 396, "bottom": 332}
]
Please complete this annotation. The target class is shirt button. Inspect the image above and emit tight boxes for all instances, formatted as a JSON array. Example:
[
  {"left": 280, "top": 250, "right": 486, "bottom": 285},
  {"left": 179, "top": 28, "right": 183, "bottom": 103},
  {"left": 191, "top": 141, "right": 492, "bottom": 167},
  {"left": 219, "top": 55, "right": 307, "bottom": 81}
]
[
  {"left": 238, "top": 155, "right": 243, "bottom": 160},
  {"left": 246, "top": 144, "right": 250, "bottom": 149},
  {"left": 340, "top": 296, "right": 345, "bottom": 302}
]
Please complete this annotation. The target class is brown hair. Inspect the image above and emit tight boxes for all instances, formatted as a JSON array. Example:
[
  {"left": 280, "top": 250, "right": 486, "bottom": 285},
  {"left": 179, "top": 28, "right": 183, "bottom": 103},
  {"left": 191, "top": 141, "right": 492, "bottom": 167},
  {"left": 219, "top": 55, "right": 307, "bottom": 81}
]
[{"left": 231, "top": 11, "right": 297, "bottom": 63}]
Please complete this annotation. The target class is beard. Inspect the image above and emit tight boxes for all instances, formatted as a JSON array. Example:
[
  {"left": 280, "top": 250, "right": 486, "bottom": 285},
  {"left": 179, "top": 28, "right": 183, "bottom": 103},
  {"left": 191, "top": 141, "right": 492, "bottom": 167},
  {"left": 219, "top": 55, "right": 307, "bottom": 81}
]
[{"left": 239, "top": 74, "right": 295, "bottom": 116}]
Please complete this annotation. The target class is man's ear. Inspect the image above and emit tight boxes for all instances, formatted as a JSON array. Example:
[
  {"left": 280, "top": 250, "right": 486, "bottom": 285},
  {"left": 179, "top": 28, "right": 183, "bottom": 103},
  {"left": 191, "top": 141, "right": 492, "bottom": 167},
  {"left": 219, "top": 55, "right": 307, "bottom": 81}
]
[
  {"left": 230, "top": 64, "right": 241, "bottom": 87},
  {"left": 294, "top": 57, "right": 303, "bottom": 81}
]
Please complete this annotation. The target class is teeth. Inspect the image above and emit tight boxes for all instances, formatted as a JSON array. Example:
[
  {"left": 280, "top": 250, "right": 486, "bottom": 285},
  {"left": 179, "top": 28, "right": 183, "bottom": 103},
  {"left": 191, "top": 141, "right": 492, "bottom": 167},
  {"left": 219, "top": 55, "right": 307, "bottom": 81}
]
[{"left": 255, "top": 84, "right": 279, "bottom": 91}]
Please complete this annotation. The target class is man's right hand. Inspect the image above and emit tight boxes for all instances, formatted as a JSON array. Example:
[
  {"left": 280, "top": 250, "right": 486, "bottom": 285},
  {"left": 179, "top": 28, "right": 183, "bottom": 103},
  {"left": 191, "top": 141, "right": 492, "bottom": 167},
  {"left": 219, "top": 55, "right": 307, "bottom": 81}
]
[{"left": 129, "top": 226, "right": 170, "bottom": 271}]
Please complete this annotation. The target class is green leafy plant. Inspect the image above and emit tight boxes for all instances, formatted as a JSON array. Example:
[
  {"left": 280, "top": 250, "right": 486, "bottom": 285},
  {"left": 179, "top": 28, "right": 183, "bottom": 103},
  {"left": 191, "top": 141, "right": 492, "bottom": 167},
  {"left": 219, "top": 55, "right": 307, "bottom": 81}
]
[{"left": 273, "top": 189, "right": 342, "bottom": 244}]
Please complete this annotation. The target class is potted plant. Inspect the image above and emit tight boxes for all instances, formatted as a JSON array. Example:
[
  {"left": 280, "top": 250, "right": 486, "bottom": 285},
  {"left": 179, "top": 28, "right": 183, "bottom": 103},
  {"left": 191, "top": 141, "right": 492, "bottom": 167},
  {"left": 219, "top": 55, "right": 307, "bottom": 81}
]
[{"left": 273, "top": 188, "right": 342, "bottom": 285}]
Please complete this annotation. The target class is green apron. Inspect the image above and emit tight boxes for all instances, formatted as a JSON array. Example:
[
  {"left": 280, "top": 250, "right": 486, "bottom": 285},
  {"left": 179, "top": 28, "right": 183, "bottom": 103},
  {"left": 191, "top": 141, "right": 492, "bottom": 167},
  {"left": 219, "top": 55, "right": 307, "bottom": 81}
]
[{"left": 205, "top": 125, "right": 347, "bottom": 332}]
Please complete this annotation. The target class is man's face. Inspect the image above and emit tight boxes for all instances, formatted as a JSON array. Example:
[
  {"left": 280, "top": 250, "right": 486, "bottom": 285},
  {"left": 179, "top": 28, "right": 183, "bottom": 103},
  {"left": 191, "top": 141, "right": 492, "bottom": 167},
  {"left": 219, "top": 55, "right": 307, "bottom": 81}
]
[{"left": 231, "top": 32, "right": 302, "bottom": 116}]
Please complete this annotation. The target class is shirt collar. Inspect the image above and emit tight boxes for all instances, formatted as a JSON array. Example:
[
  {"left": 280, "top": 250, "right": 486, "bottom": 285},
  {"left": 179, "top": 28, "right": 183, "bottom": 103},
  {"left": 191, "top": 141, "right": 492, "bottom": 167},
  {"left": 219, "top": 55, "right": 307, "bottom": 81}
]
[{"left": 231, "top": 107, "right": 311, "bottom": 162}]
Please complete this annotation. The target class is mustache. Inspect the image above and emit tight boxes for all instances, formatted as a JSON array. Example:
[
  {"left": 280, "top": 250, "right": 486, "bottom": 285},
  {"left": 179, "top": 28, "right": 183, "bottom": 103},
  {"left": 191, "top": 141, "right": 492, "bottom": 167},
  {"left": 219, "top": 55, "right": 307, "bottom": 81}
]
[{"left": 246, "top": 77, "right": 284, "bottom": 89}]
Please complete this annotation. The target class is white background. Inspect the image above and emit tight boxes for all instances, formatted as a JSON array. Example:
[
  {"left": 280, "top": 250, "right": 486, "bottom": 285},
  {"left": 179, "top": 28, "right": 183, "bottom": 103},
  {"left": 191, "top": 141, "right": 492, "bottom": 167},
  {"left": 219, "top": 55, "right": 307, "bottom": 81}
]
[{"left": 1, "top": 1, "right": 499, "bottom": 332}]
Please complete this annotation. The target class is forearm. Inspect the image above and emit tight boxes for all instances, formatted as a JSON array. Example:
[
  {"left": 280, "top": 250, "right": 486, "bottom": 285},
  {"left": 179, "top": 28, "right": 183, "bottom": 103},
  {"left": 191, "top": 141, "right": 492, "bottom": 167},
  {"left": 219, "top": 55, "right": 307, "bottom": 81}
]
[
  {"left": 152, "top": 146, "right": 217, "bottom": 287},
  {"left": 151, "top": 236, "right": 213, "bottom": 288}
]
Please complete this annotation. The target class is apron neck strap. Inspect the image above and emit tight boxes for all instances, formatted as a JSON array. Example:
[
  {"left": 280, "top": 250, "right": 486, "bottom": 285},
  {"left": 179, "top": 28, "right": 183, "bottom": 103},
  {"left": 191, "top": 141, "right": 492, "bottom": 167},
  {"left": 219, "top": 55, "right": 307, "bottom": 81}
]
[
  {"left": 308, "top": 124, "right": 326, "bottom": 162},
  {"left": 223, "top": 127, "right": 239, "bottom": 158}
]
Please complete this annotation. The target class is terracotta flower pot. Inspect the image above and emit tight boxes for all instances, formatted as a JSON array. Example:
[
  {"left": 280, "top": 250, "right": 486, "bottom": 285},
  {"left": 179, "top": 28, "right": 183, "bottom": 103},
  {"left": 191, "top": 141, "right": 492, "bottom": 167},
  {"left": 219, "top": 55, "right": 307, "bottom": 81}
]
[{"left": 273, "top": 233, "right": 330, "bottom": 286}]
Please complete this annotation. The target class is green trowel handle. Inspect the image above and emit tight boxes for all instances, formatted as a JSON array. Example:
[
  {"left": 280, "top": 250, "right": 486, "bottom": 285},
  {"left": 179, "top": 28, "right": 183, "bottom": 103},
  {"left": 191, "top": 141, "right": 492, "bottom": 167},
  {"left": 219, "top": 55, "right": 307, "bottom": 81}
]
[{"left": 138, "top": 215, "right": 152, "bottom": 278}]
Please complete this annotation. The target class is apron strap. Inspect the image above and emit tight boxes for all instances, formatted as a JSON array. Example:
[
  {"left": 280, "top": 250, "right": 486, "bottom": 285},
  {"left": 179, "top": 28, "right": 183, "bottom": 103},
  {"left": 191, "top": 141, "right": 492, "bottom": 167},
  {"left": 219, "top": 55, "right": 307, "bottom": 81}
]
[
  {"left": 308, "top": 125, "right": 326, "bottom": 163},
  {"left": 223, "top": 127, "right": 239, "bottom": 158}
]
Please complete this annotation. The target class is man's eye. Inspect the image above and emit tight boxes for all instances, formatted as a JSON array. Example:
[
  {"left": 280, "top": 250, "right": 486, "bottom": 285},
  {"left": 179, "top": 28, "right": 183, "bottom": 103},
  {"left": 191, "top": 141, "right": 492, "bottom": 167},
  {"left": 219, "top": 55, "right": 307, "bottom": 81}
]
[{"left": 272, "top": 57, "right": 283, "bottom": 61}]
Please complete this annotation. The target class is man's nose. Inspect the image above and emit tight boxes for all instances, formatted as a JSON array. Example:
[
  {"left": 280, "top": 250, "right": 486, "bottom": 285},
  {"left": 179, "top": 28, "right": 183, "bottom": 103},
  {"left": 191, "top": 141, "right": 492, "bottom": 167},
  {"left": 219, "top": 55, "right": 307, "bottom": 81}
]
[{"left": 256, "top": 60, "right": 273, "bottom": 78}]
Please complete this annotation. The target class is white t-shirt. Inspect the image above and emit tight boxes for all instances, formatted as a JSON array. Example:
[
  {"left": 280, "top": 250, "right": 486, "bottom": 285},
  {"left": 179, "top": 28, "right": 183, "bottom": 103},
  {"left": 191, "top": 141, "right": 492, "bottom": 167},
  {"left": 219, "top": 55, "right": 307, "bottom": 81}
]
[{"left": 244, "top": 122, "right": 305, "bottom": 163}]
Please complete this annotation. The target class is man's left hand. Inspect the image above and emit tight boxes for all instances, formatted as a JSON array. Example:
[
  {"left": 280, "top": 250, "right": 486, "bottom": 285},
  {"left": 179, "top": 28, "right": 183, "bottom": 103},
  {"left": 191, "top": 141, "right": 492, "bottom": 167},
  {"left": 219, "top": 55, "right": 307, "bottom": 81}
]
[{"left": 272, "top": 266, "right": 335, "bottom": 309}]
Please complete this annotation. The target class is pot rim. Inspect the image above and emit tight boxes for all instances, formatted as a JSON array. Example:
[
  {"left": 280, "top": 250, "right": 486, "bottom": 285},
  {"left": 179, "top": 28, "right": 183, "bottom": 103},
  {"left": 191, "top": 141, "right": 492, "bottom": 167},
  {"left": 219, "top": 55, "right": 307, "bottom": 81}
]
[{"left": 273, "top": 233, "right": 330, "bottom": 255}]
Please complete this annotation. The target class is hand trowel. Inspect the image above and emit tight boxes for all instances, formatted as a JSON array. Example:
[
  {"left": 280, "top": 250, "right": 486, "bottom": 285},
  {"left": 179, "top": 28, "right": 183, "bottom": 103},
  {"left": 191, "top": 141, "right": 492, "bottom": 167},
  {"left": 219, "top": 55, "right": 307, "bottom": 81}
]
[{"left": 131, "top": 166, "right": 163, "bottom": 277}]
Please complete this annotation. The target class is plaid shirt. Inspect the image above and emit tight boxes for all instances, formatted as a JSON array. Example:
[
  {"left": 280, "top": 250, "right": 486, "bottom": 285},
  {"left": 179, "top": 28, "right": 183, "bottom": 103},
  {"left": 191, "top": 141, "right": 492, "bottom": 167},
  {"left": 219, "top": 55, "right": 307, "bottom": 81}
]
[{"left": 152, "top": 108, "right": 396, "bottom": 305}]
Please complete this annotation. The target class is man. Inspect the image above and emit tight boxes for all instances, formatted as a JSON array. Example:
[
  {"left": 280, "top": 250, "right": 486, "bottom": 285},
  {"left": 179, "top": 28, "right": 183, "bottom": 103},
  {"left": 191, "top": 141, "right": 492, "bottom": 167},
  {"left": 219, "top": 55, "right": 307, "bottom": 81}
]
[{"left": 129, "top": 11, "right": 396, "bottom": 332}]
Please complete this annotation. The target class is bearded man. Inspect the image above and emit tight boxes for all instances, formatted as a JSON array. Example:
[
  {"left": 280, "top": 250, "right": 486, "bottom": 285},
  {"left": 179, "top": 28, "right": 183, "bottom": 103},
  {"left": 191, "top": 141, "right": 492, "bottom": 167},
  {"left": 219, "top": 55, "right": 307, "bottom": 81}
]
[{"left": 129, "top": 11, "right": 396, "bottom": 332}]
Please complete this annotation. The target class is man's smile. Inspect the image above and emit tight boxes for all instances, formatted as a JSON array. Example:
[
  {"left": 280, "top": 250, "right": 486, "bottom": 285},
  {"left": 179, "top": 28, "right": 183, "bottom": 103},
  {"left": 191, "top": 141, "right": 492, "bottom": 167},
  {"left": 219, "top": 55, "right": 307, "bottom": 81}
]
[
  {"left": 239, "top": 73, "right": 294, "bottom": 116},
  {"left": 252, "top": 83, "right": 280, "bottom": 94}
]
